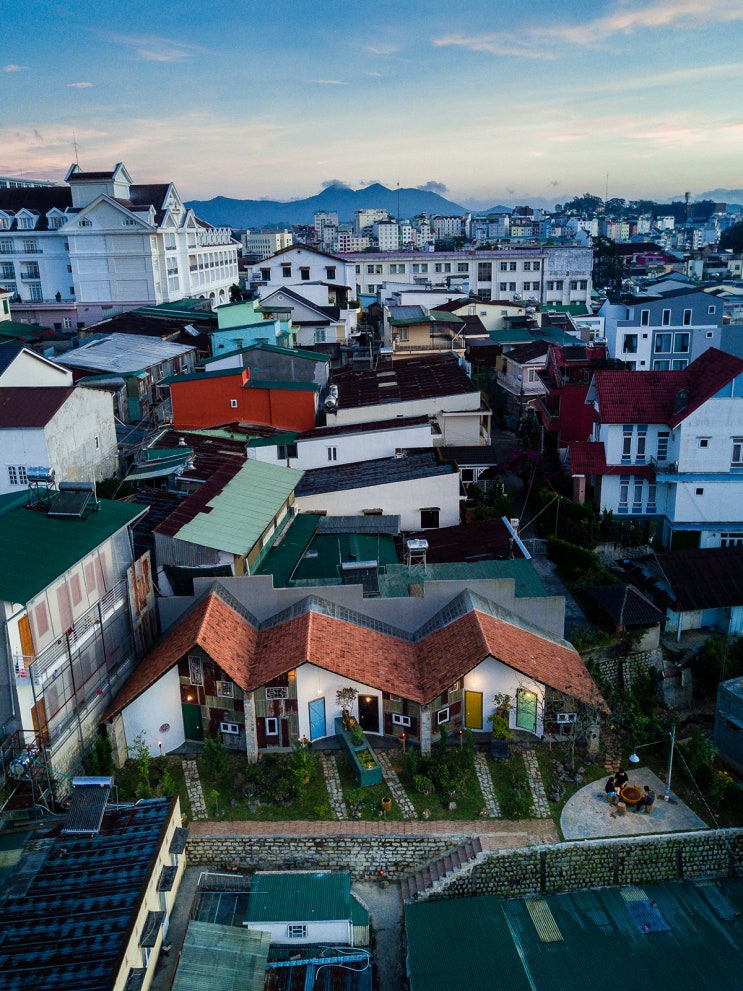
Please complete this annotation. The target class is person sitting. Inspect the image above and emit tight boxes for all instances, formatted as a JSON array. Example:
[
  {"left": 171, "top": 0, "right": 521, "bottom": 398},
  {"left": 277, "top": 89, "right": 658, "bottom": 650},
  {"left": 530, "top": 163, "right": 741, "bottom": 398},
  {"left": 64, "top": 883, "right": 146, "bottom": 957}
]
[
  {"left": 605, "top": 774, "right": 618, "bottom": 804},
  {"left": 638, "top": 785, "right": 655, "bottom": 813},
  {"left": 614, "top": 768, "right": 629, "bottom": 794}
]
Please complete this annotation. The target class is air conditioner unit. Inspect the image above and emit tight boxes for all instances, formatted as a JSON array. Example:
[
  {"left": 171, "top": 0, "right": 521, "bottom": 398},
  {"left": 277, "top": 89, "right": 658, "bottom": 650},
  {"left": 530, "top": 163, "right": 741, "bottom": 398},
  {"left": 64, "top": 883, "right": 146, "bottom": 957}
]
[{"left": 556, "top": 712, "right": 577, "bottom": 724}]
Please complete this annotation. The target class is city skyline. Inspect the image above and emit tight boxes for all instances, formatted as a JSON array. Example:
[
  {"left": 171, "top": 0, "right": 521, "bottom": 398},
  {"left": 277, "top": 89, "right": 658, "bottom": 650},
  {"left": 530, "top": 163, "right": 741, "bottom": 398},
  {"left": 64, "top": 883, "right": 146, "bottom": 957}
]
[{"left": 3, "top": 0, "right": 742, "bottom": 205}]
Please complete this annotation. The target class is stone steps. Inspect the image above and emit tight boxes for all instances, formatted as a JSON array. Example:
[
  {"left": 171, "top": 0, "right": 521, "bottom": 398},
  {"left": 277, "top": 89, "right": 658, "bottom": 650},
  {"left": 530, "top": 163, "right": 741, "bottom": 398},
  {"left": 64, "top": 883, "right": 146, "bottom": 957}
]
[{"left": 400, "top": 836, "right": 483, "bottom": 902}]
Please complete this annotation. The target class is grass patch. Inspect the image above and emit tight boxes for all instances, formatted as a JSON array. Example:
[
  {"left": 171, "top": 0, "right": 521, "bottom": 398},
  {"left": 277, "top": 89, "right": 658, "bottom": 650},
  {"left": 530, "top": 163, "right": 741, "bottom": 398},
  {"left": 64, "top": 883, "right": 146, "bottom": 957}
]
[
  {"left": 336, "top": 754, "right": 404, "bottom": 820},
  {"left": 393, "top": 745, "right": 486, "bottom": 820},
  {"left": 488, "top": 751, "right": 534, "bottom": 819},
  {"left": 536, "top": 745, "right": 608, "bottom": 837},
  {"left": 113, "top": 756, "right": 190, "bottom": 817},
  {"left": 197, "top": 752, "right": 331, "bottom": 821}
]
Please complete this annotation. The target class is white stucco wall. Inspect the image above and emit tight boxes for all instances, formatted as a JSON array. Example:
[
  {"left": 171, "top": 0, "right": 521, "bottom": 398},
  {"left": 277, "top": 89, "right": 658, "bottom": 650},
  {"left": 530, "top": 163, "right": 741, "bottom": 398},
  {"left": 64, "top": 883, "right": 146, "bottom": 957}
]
[
  {"left": 251, "top": 422, "right": 434, "bottom": 470},
  {"left": 122, "top": 667, "right": 185, "bottom": 757},
  {"left": 294, "top": 469, "right": 461, "bottom": 530},
  {"left": 296, "top": 665, "right": 380, "bottom": 739},
  {"left": 463, "top": 656, "right": 544, "bottom": 736},
  {"left": 0, "top": 351, "right": 72, "bottom": 387}
]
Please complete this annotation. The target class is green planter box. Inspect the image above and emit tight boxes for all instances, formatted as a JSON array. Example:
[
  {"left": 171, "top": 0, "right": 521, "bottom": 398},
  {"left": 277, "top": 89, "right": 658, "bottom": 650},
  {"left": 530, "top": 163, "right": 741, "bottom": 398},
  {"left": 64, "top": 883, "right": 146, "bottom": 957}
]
[{"left": 335, "top": 718, "right": 383, "bottom": 787}]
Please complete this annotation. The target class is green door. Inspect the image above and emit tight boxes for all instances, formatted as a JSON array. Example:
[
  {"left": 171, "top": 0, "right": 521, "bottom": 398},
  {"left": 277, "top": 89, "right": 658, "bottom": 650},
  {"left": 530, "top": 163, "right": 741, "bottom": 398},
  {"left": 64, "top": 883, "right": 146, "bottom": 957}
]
[
  {"left": 516, "top": 689, "right": 537, "bottom": 733},
  {"left": 182, "top": 703, "right": 204, "bottom": 741}
]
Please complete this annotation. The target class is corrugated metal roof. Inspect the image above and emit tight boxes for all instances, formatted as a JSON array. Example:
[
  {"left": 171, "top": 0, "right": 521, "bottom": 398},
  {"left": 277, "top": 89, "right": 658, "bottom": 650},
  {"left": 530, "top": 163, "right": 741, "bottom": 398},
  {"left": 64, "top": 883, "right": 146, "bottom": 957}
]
[
  {"left": 171, "top": 921, "right": 270, "bottom": 991},
  {"left": 406, "top": 881, "right": 743, "bottom": 991},
  {"left": 0, "top": 499, "right": 146, "bottom": 603},
  {"left": 57, "top": 333, "right": 195, "bottom": 373},
  {"left": 245, "top": 872, "right": 351, "bottom": 923},
  {"left": 175, "top": 459, "right": 303, "bottom": 556}
]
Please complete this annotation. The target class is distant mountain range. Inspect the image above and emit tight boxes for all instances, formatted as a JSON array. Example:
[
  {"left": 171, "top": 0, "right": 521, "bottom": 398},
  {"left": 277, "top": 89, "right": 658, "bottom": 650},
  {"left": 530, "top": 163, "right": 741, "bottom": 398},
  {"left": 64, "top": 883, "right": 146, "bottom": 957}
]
[
  {"left": 186, "top": 182, "right": 743, "bottom": 230},
  {"left": 186, "top": 182, "right": 511, "bottom": 229}
]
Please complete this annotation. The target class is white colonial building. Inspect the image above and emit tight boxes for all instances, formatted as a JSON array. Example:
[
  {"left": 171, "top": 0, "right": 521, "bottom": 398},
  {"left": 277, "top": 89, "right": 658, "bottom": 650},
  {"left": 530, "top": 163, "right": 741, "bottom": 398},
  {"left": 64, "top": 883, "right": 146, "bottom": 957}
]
[{"left": 0, "top": 162, "right": 239, "bottom": 329}]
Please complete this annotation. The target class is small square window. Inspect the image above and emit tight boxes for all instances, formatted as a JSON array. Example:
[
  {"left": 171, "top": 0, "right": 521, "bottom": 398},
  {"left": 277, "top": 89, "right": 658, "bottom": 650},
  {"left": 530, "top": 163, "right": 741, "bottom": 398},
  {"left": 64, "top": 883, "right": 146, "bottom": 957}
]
[
  {"left": 265, "top": 717, "right": 279, "bottom": 736},
  {"left": 392, "top": 713, "right": 411, "bottom": 727},
  {"left": 698, "top": 438, "right": 709, "bottom": 448},
  {"left": 216, "top": 681, "right": 234, "bottom": 698},
  {"left": 230, "top": 399, "right": 238, "bottom": 408},
  {"left": 437, "top": 706, "right": 450, "bottom": 725},
  {"left": 695, "top": 487, "right": 704, "bottom": 496}
]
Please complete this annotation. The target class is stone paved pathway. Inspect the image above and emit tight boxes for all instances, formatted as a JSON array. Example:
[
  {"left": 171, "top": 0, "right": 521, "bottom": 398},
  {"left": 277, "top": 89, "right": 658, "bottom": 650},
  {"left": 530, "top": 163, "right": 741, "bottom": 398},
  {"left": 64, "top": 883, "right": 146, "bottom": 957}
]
[
  {"left": 523, "top": 747, "right": 551, "bottom": 818},
  {"left": 376, "top": 752, "right": 418, "bottom": 820},
  {"left": 474, "top": 752, "right": 501, "bottom": 817},
  {"left": 183, "top": 759, "right": 208, "bottom": 820},
  {"left": 320, "top": 752, "right": 348, "bottom": 820}
]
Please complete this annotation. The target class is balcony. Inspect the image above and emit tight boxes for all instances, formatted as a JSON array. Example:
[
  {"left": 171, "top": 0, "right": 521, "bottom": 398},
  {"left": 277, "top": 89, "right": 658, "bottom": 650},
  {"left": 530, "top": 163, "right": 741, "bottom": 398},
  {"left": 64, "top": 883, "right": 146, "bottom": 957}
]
[{"left": 649, "top": 457, "right": 677, "bottom": 474}]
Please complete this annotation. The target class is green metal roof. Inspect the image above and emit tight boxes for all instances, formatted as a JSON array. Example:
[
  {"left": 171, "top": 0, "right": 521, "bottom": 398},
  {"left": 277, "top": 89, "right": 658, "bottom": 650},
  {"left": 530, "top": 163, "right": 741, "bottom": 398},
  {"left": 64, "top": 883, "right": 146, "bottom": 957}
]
[
  {"left": 171, "top": 921, "right": 270, "bottom": 991},
  {"left": 489, "top": 329, "right": 533, "bottom": 344},
  {"left": 544, "top": 303, "right": 590, "bottom": 316},
  {"left": 427, "top": 310, "right": 465, "bottom": 323},
  {"left": 246, "top": 432, "right": 297, "bottom": 448},
  {"left": 203, "top": 342, "right": 330, "bottom": 364},
  {"left": 0, "top": 499, "right": 146, "bottom": 604},
  {"left": 406, "top": 881, "right": 743, "bottom": 991},
  {"left": 246, "top": 378, "right": 319, "bottom": 392},
  {"left": 245, "top": 872, "right": 352, "bottom": 923},
  {"left": 255, "top": 513, "right": 321, "bottom": 586},
  {"left": 176, "top": 459, "right": 303, "bottom": 556}
]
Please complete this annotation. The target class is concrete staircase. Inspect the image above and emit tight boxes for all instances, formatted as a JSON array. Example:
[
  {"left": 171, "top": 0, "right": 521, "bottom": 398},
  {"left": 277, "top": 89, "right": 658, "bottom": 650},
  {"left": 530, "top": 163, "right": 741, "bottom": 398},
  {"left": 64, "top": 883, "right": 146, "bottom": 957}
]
[{"left": 400, "top": 837, "right": 483, "bottom": 902}]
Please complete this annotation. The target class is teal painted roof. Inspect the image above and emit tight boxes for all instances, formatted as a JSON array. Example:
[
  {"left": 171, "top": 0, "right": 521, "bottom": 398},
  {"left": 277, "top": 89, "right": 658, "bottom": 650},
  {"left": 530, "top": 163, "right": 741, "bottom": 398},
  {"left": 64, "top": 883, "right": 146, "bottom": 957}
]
[
  {"left": 0, "top": 499, "right": 145, "bottom": 604},
  {"left": 380, "top": 560, "right": 546, "bottom": 598},
  {"left": 246, "top": 432, "right": 297, "bottom": 448},
  {"left": 489, "top": 329, "right": 533, "bottom": 344},
  {"left": 544, "top": 303, "right": 590, "bottom": 316},
  {"left": 245, "top": 872, "right": 351, "bottom": 923},
  {"left": 406, "top": 881, "right": 743, "bottom": 991},
  {"left": 175, "top": 459, "right": 303, "bottom": 556},
  {"left": 204, "top": 342, "right": 330, "bottom": 363},
  {"left": 171, "top": 921, "right": 270, "bottom": 991},
  {"left": 255, "top": 512, "right": 321, "bottom": 586},
  {"left": 246, "top": 378, "right": 319, "bottom": 392}
]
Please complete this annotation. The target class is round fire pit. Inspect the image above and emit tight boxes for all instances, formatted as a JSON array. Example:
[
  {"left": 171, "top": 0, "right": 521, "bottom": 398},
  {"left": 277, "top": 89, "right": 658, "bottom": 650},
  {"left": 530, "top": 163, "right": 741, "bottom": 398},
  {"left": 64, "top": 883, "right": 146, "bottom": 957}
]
[{"left": 621, "top": 784, "right": 642, "bottom": 807}]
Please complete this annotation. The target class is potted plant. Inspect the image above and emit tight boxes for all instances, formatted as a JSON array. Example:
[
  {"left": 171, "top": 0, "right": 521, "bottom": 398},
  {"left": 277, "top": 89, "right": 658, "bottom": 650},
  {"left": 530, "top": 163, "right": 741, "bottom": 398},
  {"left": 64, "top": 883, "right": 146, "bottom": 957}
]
[
  {"left": 488, "top": 692, "right": 513, "bottom": 759},
  {"left": 381, "top": 795, "right": 392, "bottom": 813},
  {"left": 336, "top": 687, "right": 358, "bottom": 728}
]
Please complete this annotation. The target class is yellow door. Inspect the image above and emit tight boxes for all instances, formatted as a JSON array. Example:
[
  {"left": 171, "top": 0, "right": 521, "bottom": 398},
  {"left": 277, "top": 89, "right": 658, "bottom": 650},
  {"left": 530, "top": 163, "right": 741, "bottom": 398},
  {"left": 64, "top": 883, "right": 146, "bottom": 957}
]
[
  {"left": 464, "top": 690, "right": 483, "bottom": 729},
  {"left": 18, "top": 614, "right": 35, "bottom": 666}
]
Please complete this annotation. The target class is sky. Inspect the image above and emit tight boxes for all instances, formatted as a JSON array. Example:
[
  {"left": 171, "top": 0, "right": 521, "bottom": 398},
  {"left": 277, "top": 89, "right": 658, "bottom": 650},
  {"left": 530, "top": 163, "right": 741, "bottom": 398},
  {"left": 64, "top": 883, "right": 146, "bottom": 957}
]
[{"left": 2, "top": 0, "right": 743, "bottom": 208}]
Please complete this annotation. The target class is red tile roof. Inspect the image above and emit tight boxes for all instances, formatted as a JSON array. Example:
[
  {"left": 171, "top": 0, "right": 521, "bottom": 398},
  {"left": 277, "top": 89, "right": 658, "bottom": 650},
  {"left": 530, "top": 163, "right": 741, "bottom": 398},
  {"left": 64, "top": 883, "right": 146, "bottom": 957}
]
[
  {"left": 569, "top": 441, "right": 655, "bottom": 479},
  {"left": 105, "top": 588, "right": 606, "bottom": 719},
  {"left": 592, "top": 348, "right": 743, "bottom": 427}
]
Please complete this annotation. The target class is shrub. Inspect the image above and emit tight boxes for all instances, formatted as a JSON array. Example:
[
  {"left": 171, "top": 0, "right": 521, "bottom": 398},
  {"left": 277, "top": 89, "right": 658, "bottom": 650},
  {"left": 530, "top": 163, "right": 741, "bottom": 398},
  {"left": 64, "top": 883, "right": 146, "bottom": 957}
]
[
  {"left": 404, "top": 749, "right": 419, "bottom": 779},
  {"left": 158, "top": 769, "right": 177, "bottom": 797},
  {"left": 203, "top": 734, "right": 227, "bottom": 776},
  {"left": 86, "top": 733, "right": 113, "bottom": 776},
  {"left": 413, "top": 774, "right": 435, "bottom": 796}
]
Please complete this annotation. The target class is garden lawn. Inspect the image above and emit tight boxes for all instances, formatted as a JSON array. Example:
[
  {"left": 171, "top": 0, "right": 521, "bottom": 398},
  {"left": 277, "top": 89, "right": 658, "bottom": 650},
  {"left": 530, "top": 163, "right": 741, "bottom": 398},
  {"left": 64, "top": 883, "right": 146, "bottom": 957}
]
[
  {"left": 488, "top": 751, "right": 534, "bottom": 819},
  {"left": 392, "top": 750, "right": 486, "bottom": 820},
  {"left": 197, "top": 753, "right": 331, "bottom": 822},
  {"left": 113, "top": 756, "right": 190, "bottom": 818},
  {"left": 336, "top": 753, "right": 404, "bottom": 821}
]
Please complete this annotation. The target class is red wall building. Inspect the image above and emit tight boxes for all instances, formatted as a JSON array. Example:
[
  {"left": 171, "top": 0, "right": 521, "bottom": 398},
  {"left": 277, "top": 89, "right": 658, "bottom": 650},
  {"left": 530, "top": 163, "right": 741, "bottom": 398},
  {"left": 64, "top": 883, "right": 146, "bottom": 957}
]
[{"left": 168, "top": 368, "right": 319, "bottom": 431}]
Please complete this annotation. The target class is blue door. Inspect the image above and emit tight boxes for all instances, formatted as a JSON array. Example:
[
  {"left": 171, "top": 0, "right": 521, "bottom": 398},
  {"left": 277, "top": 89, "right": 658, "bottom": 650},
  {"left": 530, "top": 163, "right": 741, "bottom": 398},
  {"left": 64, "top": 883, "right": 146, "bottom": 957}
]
[{"left": 309, "top": 697, "right": 326, "bottom": 741}]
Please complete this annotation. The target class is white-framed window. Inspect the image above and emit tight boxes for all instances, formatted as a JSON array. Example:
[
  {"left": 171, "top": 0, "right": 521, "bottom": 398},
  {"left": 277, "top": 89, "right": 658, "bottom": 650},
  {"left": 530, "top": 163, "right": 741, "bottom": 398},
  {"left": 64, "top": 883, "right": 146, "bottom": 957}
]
[
  {"left": 216, "top": 681, "right": 234, "bottom": 698},
  {"left": 78, "top": 219, "right": 92, "bottom": 228},
  {"left": 661, "top": 309, "right": 671, "bottom": 326},
  {"left": 619, "top": 477, "right": 629, "bottom": 512},
  {"left": 640, "top": 309, "right": 649, "bottom": 325},
  {"left": 636, "top": 426, "right": 647, "bottom": 463},
  {"left": 657, "top": 432, "right": 670, "bottom": 461},
  {"left": 392, "top": 713, "right": 411, "bottom": 727},
  {"left": 683, "top": 308, "right": 692, "bottom": 326},
  {"left": 622, "top": 426, "right": 632, "bottom": 462},
  {"left": 698, "top": 438, "right": 709, "bottom": 448},
  {"left": 327, "top": 446, "right": 337, "bottom": 461},
  {"left": 220, "top": 721, "right": 239, "bottom": 735},
  {"left": 230, "top": 399, "right": 238, "bottom": 408},
  {"left": 674, "top": 332, "right": 690, "bottom": 353},
  {"left": 731, "top": 438, "right": 743, "bottom": 468},
  {"left": 265, "top": 686, "right": 288, "bottom": 700},
  {"left": 721, "top": 532, "right": 743, "bottom": 547},
  {"left": 708, "top": 304, "right": 716, "bottom": 314},
  {"left": 524, "top": 261, "right": 531, "bottom": 271},
  {"left": 265, "top": 717, "right": 279, "bottom": 736},
  {"left": 287, "top": 925, "right": 307, "bottom": 939},
  {"left": 706, "top": 331, "right": 714, "bottom": 339},
  {"left": 188, "top": 655, "right": 203, "bottom": 686},
  {"left": 632, "top": 481, "right": 643, "bottom": 511},
  {"left": 654, "top": 333, "right": 672, "bottom": 353},
  {"left": 533, "top": 261, "right": 540, "bottom": 270},
  {"left": 437, "top": 706, "right": 450, "bottom": 725},
  {"left": 646, "top": 483, "right": 657, "bottom": 512}
]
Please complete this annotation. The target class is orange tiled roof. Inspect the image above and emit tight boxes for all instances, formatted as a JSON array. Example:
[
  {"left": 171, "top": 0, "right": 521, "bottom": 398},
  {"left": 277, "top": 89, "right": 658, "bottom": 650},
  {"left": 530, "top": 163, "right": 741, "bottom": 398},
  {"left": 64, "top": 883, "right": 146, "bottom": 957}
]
[{"left": 106, "top": 589, "right": 606, "bottom": 718}]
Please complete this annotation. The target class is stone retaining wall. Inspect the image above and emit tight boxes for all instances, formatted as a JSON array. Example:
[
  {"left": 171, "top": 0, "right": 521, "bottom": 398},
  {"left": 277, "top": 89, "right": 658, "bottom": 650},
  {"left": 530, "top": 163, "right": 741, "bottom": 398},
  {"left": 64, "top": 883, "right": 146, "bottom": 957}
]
[
  {"left": 186, "top": 828, "right": 743, "bottom": 891},
  {"left": 185, "top": 834, "right": 463, "bottom": 880},
  {"left": 435, "top": 829, "right": 743, "bottom": 900}
]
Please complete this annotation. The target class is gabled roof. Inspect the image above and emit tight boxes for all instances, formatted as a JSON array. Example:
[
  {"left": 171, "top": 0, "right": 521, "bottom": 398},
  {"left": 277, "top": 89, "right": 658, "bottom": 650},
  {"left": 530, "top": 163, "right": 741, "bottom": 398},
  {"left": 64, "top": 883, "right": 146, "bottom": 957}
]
[
  {"left": 656, "top": 546, "right": 743, "bottom": 612},
  {"left": 0, "top": 386, "right": 74, "bottom": 427},
  {"left": 584, "top": 584, "right": 664, "bottom": 628},
  {"left": 269, "top": 243, "right": 347, "bottom": 264},
  {"left": 261, "top": 286, "right": 341, "bottom": 321},
  {"left": 105, "top": 584, "right": 606, "bottom": 718},
  {"left": 57, "top": 334, "right": 195, "bottom": 374},
  {"left": 157, "top": 459, "right": 303, "bottom": 555},
  {"left": 592, "top": 348, "right": 743, "bottom": 426},
  {"left": 504, "top": 340, "right": 549, "bottom": 364},
  {"left": 330, "top": 354, "right": 478, "bottom": 409}
]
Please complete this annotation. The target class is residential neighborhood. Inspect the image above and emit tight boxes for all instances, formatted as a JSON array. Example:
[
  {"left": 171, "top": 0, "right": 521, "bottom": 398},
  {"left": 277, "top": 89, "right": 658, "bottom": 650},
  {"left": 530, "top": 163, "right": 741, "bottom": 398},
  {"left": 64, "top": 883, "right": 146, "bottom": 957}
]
[{"left": 2, "top": 159, "right": 743, "bottom": 991}]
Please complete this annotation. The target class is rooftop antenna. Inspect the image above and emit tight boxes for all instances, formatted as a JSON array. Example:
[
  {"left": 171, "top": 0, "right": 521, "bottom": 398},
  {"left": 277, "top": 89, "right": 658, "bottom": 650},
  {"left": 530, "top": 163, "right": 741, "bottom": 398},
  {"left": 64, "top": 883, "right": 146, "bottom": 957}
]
[
  {"left": 397, "top": 179, "right": 400, "bottom": 222},
  {"left": 72, "top": 130, "right": 79, "bottom": 167},
  {"left": 605, "top": 172, "right": 609, "bottom": 203}
]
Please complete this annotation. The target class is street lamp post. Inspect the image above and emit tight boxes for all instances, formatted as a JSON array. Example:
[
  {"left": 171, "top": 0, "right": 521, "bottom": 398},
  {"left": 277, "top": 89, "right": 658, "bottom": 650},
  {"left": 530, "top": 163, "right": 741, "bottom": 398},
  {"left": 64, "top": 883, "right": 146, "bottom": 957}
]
[{"left": 628, "top": 724, "right": 676, "bottom": 802}]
